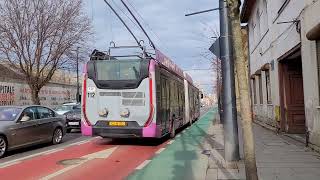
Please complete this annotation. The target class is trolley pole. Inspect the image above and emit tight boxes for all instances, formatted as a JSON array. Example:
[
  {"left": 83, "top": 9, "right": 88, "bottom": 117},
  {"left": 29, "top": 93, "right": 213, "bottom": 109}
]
[{"left": 219, "top": 0, "right": 240, "bottom": 162}]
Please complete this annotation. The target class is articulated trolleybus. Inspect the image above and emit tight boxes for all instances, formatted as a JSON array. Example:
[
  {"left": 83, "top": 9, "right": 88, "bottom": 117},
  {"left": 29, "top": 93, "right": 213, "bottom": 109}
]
[{"left": 81, "top": 45, "right": 201, "bottom": 139}]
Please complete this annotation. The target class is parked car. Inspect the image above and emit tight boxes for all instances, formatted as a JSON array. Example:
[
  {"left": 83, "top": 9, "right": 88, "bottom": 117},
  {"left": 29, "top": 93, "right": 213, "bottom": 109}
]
[
  {"left": 54, "top": 103, "right": 80, "bottom": 115},
  {"left": 64, "top": 107, "right": 81, "bottom": 133},
  {"left": 0, "top": 106, "right": 66, "bottom": 158}
]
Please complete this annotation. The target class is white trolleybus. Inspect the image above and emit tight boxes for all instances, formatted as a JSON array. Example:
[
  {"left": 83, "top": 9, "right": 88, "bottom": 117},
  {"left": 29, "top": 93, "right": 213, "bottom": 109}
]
[{"left": 81, "top": 45, "right": 201, "bottom": 138}]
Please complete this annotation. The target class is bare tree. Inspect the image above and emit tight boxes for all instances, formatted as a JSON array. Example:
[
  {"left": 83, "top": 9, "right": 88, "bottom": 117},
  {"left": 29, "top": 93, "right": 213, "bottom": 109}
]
[
  {"left": 0, "top": 0, "right": 92, "bottom": 104},
  {"left": 228, "top": 0, "right": 258, "bottom": 179},
  {"left": 211, "top": 57, "right": 222, "bottom": 109}
]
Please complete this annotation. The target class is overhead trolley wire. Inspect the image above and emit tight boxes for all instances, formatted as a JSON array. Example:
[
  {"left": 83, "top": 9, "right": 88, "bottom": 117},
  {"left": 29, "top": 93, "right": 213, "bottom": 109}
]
[
  {"left": 102, "top": 0, "right": 143, "bottom": 50},
  {"left": 120, "top": 0, "right": 156, "bottom": 49},
  {"left": 110, "top": 0, "right": 142, "bottom": 35},
  {"left": 125, "top": 0, "right": 170, "bottom": 51}
]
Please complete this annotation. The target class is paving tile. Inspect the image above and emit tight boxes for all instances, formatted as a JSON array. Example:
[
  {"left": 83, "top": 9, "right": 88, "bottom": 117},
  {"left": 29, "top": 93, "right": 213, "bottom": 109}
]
[
  {"left": 206, "top": 169, "right": 218, "bottom": 180},
  {"left": 217, "top": 169, "right": 246, "bottom": 179}
]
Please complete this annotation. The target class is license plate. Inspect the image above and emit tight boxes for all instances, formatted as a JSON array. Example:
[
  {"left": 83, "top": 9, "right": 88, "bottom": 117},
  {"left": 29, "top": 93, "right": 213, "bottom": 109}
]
[
  {"left": 68, "top": 122, "right": 79, "bottom": 126},
  {"left": 108, "top": 121, "right": 127, "bottom": 126}
]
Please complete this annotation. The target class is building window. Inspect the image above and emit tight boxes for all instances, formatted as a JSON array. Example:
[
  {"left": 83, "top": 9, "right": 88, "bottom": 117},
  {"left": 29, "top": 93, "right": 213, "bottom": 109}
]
[
  {"left": 317, "top": 41, "right": 320, "bottom": 104},
  {"left": 265, "top": 70, "right": 272, "bottom": 104},
  {"left": 252, "top": 78, "right": 257, "bottom": 104},
  {"left": 258, "top": 74, "right": 263, "bottom": 104}
]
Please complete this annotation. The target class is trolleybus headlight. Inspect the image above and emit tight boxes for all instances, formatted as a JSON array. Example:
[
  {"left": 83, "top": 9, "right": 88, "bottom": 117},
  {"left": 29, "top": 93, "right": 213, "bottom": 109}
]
[
  {"left": 120, "top": 108, "right": 130, "bottom": 118},
  {"left": 98, "top": 108, "right": 109, "bottom": 117}
]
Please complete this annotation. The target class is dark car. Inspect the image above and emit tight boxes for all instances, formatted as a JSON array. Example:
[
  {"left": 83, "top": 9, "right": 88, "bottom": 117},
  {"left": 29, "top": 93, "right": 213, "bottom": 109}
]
[
  {"left": 64, "top": 108, "right": 81, "bottom": 133},
  {"left": 0, "top": 106, "right": 66, "bottom": 158},
  {"left": 54, "top": 103, "right": 80, "bottom": 116}
]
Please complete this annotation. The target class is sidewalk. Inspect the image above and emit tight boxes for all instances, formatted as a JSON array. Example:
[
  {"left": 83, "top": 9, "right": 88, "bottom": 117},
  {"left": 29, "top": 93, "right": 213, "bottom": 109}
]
[{"left": 127, "top": 108, "right": 320, "bottom": 180}]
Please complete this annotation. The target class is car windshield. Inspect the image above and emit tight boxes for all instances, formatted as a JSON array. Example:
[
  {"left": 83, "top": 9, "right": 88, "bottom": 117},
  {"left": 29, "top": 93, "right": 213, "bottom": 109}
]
[
  {"left": 0, "top": 107, "right": 22, "bottom": 121},
  {"left": 55, "top": 105, "right": 74, "bottom": 112}
]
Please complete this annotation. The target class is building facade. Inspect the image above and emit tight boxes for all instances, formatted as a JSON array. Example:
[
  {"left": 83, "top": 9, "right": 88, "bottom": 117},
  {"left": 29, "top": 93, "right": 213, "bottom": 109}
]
[
  {"left": 241, "top": 0, "right": 320, "bottom": 150},
  {"left": 0, "top": 63, "right": 80, "bottom": 108}
]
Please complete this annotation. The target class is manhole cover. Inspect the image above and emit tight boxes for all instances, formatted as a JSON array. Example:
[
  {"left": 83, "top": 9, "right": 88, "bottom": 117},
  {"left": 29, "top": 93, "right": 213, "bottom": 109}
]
[{"left": 57, "top": 158, "right": 87, "bottom": 166}]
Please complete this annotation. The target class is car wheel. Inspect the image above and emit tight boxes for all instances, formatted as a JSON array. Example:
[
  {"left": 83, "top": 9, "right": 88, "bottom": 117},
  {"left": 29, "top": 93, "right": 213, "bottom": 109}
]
[
  {"left": 52, "top": 128, "right": 63, "bottom": 145},
  {"left": 170, "top": 122, "right": 175, "bottom": 139},
  {"left": 0, "top": 136, "right": 7, "bottom": 158}
]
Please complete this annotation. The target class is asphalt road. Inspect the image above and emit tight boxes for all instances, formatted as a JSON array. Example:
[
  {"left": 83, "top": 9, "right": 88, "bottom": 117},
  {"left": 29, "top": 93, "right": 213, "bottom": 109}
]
[
  {"left": 0, "top": 106, "right": 213, "bottom": 179},
  {"left": 0, "top": 130, "right": 89, "bottom": 164}
]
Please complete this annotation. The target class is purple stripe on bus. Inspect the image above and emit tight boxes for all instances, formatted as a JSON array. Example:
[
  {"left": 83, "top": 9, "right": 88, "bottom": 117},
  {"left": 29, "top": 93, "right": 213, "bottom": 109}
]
[
  {"left": 82, "top": 64, "right": 87, "bottom": 73},
  {"left": 81, "top": 121, "right": 92, "bottom": 136},
  {"left": 143, "top": 123, "right": 157, "bottom": 137},
  {"left": 155, "top": 49, "right": 184, "bottom": 78},
  {"left": 149, "top": 60, "right": 156, "bottom": 73}
]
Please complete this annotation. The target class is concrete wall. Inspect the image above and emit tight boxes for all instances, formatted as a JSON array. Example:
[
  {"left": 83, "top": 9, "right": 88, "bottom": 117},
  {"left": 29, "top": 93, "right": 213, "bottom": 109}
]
[
  {"left": 0, "top": 63, "right": 79, "bottom": 108},
  {"left": 248, "top": 0, "right": 305, "bottom": 127},
  {"left": 300, "top": 0, "right": 320, "bottom": 149},
  {"left": 0, "top": 81, "right": 77, "bottom": 108}
]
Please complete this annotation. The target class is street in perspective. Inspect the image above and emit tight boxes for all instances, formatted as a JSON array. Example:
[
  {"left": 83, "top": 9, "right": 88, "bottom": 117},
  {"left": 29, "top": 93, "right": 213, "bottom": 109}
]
[{"left": 0, "top": 0, "right": 320, "bottom": 180}]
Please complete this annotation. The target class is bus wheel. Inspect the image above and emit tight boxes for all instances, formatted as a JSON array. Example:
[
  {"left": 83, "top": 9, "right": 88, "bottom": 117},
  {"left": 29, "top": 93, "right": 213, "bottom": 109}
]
[{"left": 170, "top": 122, "right": 175, "bottom": 138}]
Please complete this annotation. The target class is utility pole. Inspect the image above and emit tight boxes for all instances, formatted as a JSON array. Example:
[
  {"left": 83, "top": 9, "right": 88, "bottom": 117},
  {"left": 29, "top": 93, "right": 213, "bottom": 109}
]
[
  {"left": 219, "top": 0, "right": 240, "bottom": 162},
  {"left": 76, "top": 47, "right": 80, "bottom": 103},
  {"left": 184, "top": 1, "right": 240, "bottom": 162}
]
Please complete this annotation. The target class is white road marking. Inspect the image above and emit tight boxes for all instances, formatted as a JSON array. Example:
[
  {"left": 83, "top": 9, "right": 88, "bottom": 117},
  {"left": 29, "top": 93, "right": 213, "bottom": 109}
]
[
  {"left": 167, "top": 140, "right": 175, "bottom": 144},
  {"left": 0, "top": 152, "right": 45, "bottom": 168},
  {"left": 0, "top": 161, "right": 21, "bottom": 168},
  {"left": 43, "top": 149, "right": 64, "bottom": 155},
  {"left": 0, "top": 137, "right": 95, "bottom": 168},
  {"left": 75, "top": 140, "right": 91, "bottom": 145},
  {"left": 155, "top": 148, "right": 165, "bottom": 154},
  {"left": 83, "top": 146, "right": 118, "bottom": 159},
  {"left": 68, "top": 140, "right": 90, "bottom": 146},
  {"left": 135, "top": 160, "right": 151, "bottom": 170},
  {"left": 40, "top": 146, "right": 118, "bottom": 180},
  {"left": 41, "top": 164, "right": 81, "bottom": 180}
]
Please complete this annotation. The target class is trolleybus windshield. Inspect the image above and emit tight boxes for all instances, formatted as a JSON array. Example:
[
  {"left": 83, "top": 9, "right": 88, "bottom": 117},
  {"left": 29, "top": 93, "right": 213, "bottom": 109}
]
[
  {"left": 96, "top": 60, "right": 141, "bottom": 81},
  {"left": 87, "top": 59, "right": 150, "bottom": 89}
]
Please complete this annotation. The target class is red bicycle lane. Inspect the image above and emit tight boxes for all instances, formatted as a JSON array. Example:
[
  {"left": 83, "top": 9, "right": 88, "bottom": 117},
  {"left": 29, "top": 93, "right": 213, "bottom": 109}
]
[
  {"left": 0, "top": 138, "right": 168, "bottom": 180},
  {"left": 0, "top": 138, "right": 115, "bottom": 180},
  {"left": 51, "top": 143, "right": 168, "bottom": 180}
]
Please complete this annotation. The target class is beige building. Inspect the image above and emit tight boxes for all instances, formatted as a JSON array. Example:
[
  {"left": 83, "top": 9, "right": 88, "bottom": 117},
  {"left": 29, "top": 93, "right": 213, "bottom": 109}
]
[{"left": 241, "top": 0, "right": 320, "bottom": 150}]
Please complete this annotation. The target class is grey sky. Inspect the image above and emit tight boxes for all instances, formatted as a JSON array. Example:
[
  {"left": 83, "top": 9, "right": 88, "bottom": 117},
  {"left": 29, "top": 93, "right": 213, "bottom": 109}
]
[{"left": 83, "top": 0, "right": 219, "bottom": 94}]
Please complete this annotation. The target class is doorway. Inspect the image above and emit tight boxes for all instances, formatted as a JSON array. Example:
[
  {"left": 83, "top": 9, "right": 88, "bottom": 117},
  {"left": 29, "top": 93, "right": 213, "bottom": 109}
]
[{"left": 279, "top": 49, "right": 306, "bottom": 134}]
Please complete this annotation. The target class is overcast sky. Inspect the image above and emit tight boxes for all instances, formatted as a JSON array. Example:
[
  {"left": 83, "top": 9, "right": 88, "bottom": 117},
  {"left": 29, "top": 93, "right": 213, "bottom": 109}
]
[{"left": 83, "top": 0, "right": 220, "bottom": 94}]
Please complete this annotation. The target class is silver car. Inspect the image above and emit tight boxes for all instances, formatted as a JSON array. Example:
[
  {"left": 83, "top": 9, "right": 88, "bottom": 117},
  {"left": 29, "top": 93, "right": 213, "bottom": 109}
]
[{"left": 0, "top": 106, "right": 66, "bottom": 158}]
